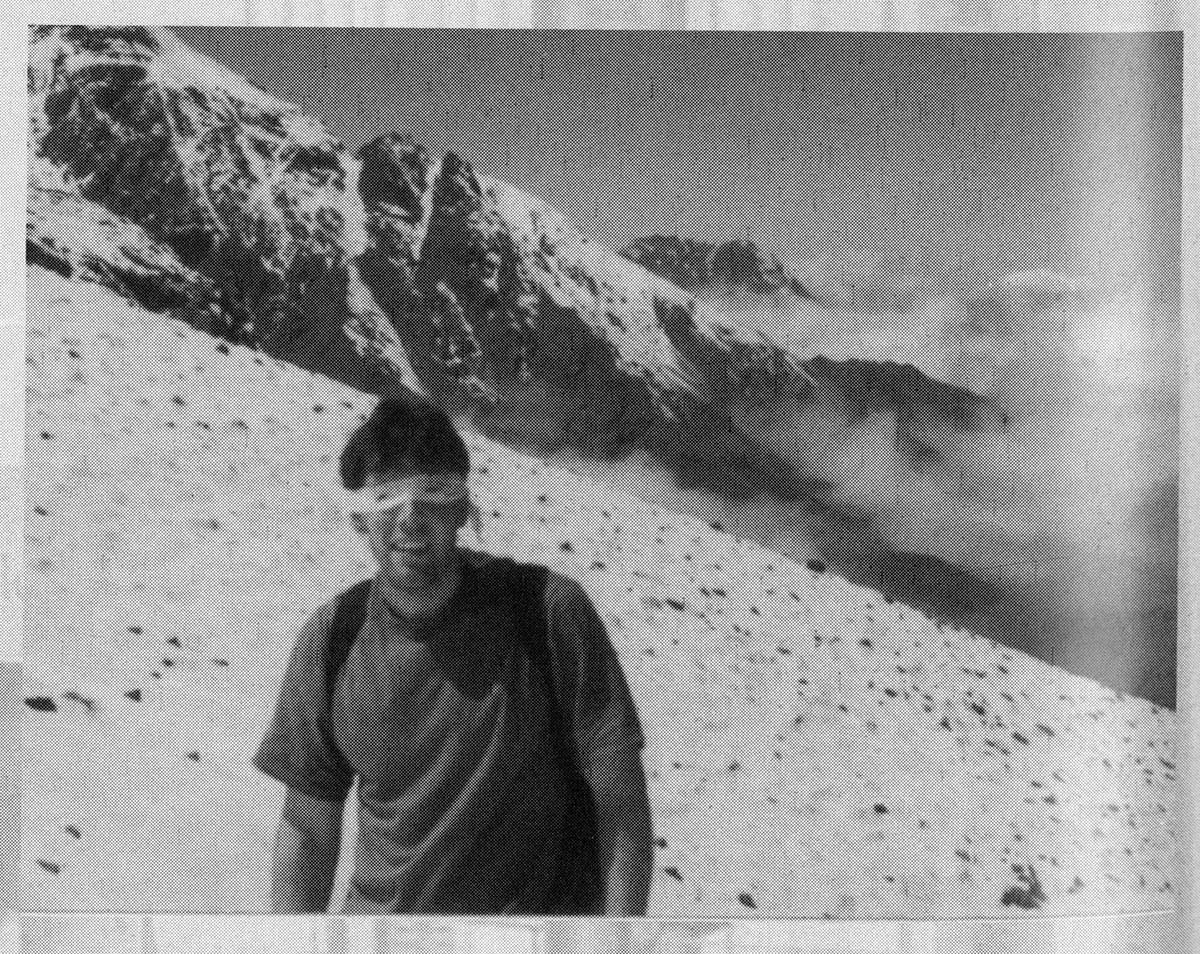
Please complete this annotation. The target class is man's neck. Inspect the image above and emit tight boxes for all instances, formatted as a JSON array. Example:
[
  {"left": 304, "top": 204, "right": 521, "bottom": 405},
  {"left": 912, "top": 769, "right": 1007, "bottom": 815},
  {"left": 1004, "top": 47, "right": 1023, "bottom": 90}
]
[{"left": 378, "top": 555, "right": 465, "bottom": 621}]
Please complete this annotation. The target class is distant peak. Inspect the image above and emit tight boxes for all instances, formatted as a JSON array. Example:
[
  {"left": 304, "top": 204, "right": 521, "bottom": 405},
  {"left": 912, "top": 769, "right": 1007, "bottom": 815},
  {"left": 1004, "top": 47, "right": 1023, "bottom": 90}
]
[{"left": 620, "top": 234, "right": 810, "bottom": 297}]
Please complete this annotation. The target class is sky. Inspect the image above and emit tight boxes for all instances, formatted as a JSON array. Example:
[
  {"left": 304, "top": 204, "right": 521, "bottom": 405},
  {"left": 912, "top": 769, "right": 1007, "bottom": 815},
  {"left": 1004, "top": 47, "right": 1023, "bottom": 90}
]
[{"left": 174, "top": 28, "right": 1182, "bottom": 296}]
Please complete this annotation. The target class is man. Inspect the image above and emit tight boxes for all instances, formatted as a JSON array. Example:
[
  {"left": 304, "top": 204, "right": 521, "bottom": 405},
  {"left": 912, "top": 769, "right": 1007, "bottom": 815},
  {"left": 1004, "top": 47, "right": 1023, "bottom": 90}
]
[{"left": 254, "top": 397, "right": 653, "bottom": 914}]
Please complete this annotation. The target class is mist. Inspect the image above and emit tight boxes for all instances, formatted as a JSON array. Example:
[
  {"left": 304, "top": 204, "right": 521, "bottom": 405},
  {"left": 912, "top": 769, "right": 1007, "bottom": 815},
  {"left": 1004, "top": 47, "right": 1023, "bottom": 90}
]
[{"left": 545, "top": 275, "right": 1178, "bottom": 706}]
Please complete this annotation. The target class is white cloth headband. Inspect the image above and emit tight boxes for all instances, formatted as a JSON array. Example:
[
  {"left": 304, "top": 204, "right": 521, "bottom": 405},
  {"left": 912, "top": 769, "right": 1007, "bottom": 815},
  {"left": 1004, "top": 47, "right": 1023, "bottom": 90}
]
[{"left": 338, "top": 474, "right": 470, "bottom": 515}]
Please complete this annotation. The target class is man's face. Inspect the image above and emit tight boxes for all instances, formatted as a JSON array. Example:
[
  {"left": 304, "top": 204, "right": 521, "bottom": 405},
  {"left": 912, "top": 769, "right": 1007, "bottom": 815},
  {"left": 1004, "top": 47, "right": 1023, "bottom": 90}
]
[{"left": 349, "top": 469, "right": 471, "bottom": 589}]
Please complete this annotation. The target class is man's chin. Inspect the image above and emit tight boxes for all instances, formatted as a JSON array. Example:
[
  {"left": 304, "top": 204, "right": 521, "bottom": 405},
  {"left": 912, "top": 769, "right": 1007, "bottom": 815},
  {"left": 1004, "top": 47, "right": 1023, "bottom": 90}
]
[
  {"left": 384, "top": 552, "right": 444, "bottom": 582},
  {"left": 386, "top": 557, "right": 432, "bottom": 576}
]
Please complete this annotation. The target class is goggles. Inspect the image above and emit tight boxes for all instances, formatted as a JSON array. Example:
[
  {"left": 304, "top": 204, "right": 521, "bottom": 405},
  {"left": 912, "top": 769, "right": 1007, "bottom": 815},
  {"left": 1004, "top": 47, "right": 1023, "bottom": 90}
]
[{"left": 339, "top": 474, "right": 471, "bottom": 517}]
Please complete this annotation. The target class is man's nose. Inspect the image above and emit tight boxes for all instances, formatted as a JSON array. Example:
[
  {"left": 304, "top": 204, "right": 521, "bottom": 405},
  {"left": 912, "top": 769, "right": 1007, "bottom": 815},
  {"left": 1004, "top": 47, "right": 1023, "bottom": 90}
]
[{"left": 386, "top": 498, "right": 421, "bottom": 528}]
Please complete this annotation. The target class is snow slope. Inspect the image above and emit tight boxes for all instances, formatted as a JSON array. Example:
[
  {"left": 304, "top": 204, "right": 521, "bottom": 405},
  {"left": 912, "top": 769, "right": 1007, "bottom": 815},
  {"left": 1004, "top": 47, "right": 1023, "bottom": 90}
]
[{"left": 23, "top": 266, "right": 1176, "bottom": 917}]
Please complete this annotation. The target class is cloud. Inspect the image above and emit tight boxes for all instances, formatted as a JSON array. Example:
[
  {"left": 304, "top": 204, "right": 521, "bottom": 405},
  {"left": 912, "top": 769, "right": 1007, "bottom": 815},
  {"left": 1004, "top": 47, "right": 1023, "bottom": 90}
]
[{"left": 715, "top": 273, "right": 1179, "bottom": 703}]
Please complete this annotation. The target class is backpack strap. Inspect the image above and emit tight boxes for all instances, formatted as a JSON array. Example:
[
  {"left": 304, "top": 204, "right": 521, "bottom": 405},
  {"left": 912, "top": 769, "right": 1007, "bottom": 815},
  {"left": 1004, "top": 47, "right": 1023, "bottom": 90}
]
[
  {"left": 506, "top": 560, "right": 601, "bottom": 912},
  {"left": 506, "top": 563, "right": 568, "bottom": 757},
  {"left": 513, "top": 567, "right": 553, "bottom": 701},
  {"left": 325, "top": 577, "right": 373, "bottom": 700}
]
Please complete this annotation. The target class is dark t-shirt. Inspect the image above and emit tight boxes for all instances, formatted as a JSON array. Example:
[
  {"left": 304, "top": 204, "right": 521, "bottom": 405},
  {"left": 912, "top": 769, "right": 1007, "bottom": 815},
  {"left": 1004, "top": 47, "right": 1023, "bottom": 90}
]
[{"left": 253, "top": 549, "right": 644, "bottom": 914}]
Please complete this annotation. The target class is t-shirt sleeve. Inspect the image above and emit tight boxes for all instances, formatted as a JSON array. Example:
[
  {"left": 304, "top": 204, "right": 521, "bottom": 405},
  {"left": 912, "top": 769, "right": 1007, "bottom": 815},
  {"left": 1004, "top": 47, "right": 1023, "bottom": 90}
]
[
  {"left": 252, "top": 597, "right": 355, "bottom": 803},
  {"left": 545, "top": 573, "right": 646, "bottom": 764}
]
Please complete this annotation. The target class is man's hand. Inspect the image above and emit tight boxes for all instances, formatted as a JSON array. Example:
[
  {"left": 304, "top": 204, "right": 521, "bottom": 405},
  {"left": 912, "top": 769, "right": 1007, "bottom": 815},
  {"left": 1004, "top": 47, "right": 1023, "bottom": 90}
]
[
  {"left": 585, "top": 745, "right": 654, "bottom": 916},
  {"left": 269, "top": 786, "right": 345, "bottom": 913}
]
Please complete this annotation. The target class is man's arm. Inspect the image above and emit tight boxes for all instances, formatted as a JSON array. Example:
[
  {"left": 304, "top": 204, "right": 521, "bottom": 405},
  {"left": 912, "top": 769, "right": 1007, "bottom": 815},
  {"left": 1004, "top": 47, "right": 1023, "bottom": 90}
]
[
  {"left": 542, "top": 572, "right": 652, "bottom": 913},
  {"left": 269, "top": 786, "right": 345, "bottom": 913},
  {"left": 585, "top": 744, "right": 655, "bottom": 916}
]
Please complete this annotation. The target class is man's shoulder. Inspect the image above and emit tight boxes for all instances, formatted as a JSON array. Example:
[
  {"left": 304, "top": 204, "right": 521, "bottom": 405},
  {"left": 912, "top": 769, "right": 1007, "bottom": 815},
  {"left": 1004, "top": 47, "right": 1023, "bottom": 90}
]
[
  {"left": 463, "top": 551, "right": 589, "bottom": 608},
  {"left": 326, "top": 575, "right": 375, "bottom": 617},
  {"left": 297, "top": 577, "right": 375, "bottom": 649}
]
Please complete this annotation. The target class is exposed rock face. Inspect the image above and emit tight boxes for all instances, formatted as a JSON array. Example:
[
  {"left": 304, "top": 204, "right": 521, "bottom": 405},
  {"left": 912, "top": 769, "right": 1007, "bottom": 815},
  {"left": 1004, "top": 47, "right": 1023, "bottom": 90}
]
[{"left": 413, "top": 148, "right": 542, "bottom": 399}]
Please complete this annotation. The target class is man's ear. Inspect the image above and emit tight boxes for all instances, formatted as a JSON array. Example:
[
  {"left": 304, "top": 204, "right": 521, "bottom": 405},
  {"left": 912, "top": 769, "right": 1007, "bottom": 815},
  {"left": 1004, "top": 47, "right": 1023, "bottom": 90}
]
[
  {"left": 460, "top": 499, "right": 480, "bottom": 536},
  {"left": 456, "top": 498, "right": 474, "bottom": 529},
  {"left": 469, "top": 501, "right": 484, "bottom": 541}
]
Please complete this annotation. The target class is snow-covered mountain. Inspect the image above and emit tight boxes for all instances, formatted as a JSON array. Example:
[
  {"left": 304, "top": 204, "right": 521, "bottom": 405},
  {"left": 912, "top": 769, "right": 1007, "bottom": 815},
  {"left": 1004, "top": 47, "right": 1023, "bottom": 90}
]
[
  {"left": 27, "top": 25, "right": 1177, "bottom": 712},
  {"left": 28, "top": 26, "right": 990, "bottom": 477}
]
